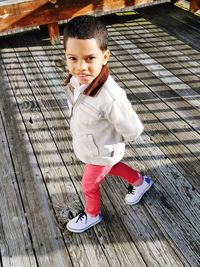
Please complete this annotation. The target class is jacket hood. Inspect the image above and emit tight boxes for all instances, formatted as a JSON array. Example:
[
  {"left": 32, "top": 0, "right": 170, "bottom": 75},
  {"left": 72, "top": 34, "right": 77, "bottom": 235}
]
[{"left": 64, "top": 64, "right": 109, "bottom": 97}]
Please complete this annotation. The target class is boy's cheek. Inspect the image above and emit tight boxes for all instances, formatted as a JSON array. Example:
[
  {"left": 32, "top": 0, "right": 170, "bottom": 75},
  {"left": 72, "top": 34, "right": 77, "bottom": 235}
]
[{"left": 66, "top": 63, "right": 72, "bottom": 71}]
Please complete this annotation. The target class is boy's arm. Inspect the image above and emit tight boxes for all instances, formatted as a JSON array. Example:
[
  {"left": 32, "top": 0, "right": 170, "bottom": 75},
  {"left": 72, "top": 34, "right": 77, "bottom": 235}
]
[{"left": 104, "top": 97, "right": 144, "bottom": 142}]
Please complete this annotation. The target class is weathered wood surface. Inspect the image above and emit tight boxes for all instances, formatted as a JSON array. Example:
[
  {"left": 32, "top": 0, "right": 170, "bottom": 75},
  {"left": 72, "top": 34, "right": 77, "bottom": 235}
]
[
  {"left": 0, "top": 3, "right": 200, "bottom": 267},
  {"left": 0, "top": 110, "right": 38, "bottom": 267},
  {"left": 0, "top": 57, "right": 72, "bottom": 267}
]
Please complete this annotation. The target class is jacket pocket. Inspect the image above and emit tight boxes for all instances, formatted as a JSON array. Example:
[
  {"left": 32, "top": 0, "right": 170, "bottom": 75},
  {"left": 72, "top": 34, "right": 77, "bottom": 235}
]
[{"left": 87, "top": 134, "right": 99, "bottom": 156}]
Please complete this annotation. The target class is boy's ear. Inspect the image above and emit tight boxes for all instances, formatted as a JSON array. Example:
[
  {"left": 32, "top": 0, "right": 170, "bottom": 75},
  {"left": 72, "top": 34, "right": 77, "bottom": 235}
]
[{"left": 103, "top": 49, "right": 110, "bottom": 65}]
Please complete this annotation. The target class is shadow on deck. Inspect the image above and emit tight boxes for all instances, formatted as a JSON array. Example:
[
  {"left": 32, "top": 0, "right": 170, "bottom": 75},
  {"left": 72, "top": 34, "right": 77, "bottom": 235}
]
[{"left": 0, "top": 3, "right": 200, "bottom": 267}]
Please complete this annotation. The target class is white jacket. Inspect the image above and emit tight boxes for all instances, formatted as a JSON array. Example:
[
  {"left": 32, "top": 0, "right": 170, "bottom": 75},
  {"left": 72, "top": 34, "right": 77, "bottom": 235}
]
[{"left": 65, "top": 75, "right": 144, "bottom": 166}]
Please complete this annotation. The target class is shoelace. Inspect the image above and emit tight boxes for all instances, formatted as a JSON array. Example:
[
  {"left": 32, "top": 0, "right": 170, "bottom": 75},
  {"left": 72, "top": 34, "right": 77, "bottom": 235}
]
[
  {"left": 127, "top": 184, "right": 135, "bottom": 194},
  {"left": 76, "top": 210, "right": 87, "bottom": 223}
]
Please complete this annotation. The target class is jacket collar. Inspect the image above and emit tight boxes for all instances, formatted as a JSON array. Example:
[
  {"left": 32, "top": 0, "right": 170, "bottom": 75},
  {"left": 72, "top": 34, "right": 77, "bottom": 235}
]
[{"left": 65, "top": 64, "right": 109, "bottom": 97}]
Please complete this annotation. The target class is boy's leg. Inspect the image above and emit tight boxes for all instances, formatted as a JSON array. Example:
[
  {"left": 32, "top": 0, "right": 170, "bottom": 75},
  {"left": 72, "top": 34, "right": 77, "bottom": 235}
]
[
  {"left": 82, "top": 164, "right": 112, "bottom": 216},
  {"left": 67, "top": 164, "right": 112, "bottom": 233},
  {"left": 108, "top": 161, "right": 142, "bottom": 184},
  {"left": 108, "top": 162, "right": 153, "bottom": 205}
]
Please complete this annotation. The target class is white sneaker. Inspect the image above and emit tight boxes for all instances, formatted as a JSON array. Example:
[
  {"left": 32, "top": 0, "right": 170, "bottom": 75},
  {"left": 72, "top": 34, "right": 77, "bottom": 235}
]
[
  {"left": 125, "top": 176, "right": 153, "bottom": 205},
  {"left": 66, "top": 210, "right": 102, "bottom": 233}
]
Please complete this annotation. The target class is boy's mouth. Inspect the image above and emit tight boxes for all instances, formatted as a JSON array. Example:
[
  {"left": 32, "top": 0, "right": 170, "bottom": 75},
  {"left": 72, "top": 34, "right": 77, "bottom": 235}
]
[
  {"left": 77, "top": 73, "right": 90, "bottom": 78},
  {"left": 77, "top": 73, "right": 92, "bottom": 82}
]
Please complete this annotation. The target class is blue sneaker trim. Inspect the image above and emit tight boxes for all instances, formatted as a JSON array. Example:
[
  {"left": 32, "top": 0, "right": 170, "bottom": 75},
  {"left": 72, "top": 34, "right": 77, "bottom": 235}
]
[{"left": 144, "top": 177, "right": 151, "bottom": 184}]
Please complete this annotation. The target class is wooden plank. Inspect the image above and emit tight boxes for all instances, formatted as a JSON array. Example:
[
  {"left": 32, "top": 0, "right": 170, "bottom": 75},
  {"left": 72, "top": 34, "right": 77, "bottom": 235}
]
[
  {"left": 109, "top": 52, "right": 200, "bottom": 177},
  {"left": 138, "top": 3, "right": 200, "bottom": 52},
  {"left": 0, "top": 111, "right": 37, "bottom": 267},
  {"left": 109, "top": 46, "right": 200, "bottom": 191},
  {"left": 109, "top": 20, "right": 200, "bottom": 132},
  {"left": 167, "top": 6, "right": 200, "bottom": 32},
  {"left": 110, "top": 20, "right": 200, "bottom": 121},
  {"left": 108, "top": 26, "right": 200, "bottom": 112},
  {"left": 125, "top": 135, "right": 200, "bottom": 267},
  {"left": 123, "top": 19, "right": 200, "bottom": 76},
  {"left": 0, "top": 49, "right": 72, "bottom": 267},
  {"left": 110, "top": 56, "right": 200, "bottom": 134},
  {"left": 108, "top": 62, "right": 200, "bottom": 265}
]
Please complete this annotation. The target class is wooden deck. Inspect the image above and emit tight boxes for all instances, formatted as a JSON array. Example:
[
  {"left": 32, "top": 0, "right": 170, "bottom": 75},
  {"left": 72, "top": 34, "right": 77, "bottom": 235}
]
[{"left": 0, "top": 3, "right": 200, "bottom": 267}]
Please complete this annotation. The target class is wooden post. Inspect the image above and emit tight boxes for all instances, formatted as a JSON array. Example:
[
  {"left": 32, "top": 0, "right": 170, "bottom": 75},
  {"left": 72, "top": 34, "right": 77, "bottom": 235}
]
[
  {"left": 48, "top": 22, "right": 60, "bottom": 45},
  {"left": 189, "top": 0, "right": 200, "bottom": 12}
]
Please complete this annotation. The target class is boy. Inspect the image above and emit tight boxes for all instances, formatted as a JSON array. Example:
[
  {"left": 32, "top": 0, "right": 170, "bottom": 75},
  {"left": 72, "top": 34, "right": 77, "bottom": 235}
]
[{"left": 63, "top": 15, "right": 152, "bottom": 233}]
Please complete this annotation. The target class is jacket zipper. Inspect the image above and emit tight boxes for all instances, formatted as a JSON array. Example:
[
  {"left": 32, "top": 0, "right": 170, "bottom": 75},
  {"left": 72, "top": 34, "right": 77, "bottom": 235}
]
[{"left": 70, "top": 93, "right": 83, "bottom": 119}]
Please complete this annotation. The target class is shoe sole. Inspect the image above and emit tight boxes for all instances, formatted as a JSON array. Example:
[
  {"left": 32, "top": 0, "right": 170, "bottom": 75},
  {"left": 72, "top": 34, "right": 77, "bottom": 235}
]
[
  {"left": 125, "top": 180, "right": 153, "bottom": 205},
  {"left": 67, "top": 216, "right": 102, "bottom": 233}
]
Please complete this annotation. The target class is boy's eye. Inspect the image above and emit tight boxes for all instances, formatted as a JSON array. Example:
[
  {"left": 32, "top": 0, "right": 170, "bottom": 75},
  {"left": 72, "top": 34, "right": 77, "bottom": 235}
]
[
  {"left": 68, "top": 57, "right": 76, "bottom": 61},
  {"left": 86, "top": 56, "right": 95, "bottom": 61}
]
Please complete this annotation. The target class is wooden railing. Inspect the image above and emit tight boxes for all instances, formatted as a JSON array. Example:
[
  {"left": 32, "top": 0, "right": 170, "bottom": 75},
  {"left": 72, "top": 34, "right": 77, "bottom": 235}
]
[{"left": 0, "top": 0, "right": 167, "bottom": 44}]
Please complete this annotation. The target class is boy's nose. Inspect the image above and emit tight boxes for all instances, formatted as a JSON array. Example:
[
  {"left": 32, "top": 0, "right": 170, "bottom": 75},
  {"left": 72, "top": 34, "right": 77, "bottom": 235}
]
[{"left": 77, "top": 60, "right": 87, "bottom": 71}]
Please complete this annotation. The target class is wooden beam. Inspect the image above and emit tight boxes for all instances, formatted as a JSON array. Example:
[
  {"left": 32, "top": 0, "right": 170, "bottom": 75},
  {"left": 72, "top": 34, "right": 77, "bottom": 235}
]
[
  {"left": 48, "top": 22, "right": 60, "bottom": 45},
  {"left": 189, "top": 0, "right": 200, "bottom": 12}
]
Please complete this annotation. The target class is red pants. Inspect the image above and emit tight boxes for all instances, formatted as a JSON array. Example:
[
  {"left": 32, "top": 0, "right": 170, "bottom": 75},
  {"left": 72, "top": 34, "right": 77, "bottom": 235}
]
[{"left": 82, "top": 161, "right": 141, "bottom": 216}]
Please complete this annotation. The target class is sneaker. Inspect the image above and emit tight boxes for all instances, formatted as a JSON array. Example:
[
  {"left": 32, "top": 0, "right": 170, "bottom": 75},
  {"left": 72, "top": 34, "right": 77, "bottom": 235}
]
[
  {"left": 66, "top": 210, "right": 102, "bottom": 233},
  {"left": 125, "top": 176, "right": 153, "bottom": 205}
]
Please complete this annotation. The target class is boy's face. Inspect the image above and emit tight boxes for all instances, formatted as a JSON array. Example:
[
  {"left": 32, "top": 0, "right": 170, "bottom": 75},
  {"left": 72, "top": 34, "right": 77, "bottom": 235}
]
[{"left": 65, "top": 38, "right": 110, "bottom": 85}]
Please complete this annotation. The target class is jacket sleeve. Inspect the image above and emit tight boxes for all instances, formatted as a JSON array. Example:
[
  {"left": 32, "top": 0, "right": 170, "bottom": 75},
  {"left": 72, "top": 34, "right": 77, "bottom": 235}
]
[{"left": 104, "top": 96, "right": 144, "bottom": 142}]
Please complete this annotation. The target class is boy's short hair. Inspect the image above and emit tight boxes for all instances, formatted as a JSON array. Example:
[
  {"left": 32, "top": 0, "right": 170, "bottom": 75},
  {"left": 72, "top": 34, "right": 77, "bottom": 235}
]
[{"left": 63, "top": 15, "right": 108, "bottom": 51}]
